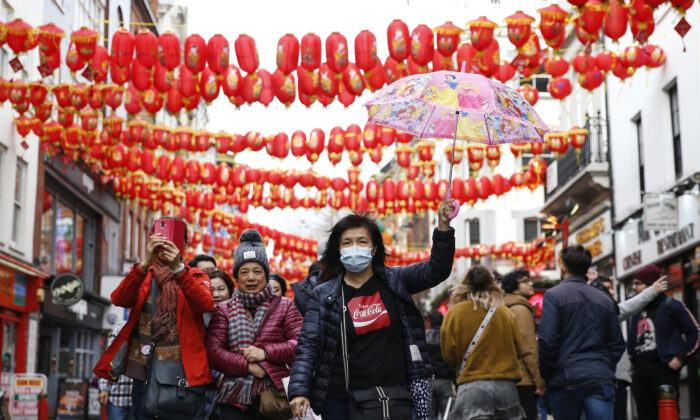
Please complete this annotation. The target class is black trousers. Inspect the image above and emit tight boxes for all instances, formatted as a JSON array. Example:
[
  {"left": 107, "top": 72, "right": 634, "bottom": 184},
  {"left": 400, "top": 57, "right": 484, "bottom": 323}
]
[
  {"left": 613, "top": 381, "right": 629, "bottom": 420},
  {"left": 517, "top": 385, "right": 538, "bottom": 420},
  {"left": 631, "top": 365, "right": 680, "bottom": 420},
  {"left": 216, "top": 398, "right": 275, "bottom": 420}
]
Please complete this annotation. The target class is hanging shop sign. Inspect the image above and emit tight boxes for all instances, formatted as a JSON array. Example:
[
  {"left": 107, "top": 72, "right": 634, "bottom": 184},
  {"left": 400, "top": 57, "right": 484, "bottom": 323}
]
[
  {"left": 49, "top": 273, "right": 84, "bottom": 307},
  {"left": 643, "top": 192, "right": 678, "bottom": 231},
  {"left": 570, "top": 210, "right": 612, "bottom": 263},
  {"left": 616, "top": 193, "right": 699, "bottom": 278}
]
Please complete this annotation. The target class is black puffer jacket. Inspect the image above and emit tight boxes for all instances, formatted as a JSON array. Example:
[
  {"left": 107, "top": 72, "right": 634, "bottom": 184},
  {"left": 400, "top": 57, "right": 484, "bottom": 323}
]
[{"left": 288, "top": 227, "right": 455, "bottom": 412}]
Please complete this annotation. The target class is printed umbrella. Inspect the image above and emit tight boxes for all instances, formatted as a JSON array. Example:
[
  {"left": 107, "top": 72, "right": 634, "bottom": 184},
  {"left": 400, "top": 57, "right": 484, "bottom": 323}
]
[{"left": 364, "top": 66, "right": 549, "bottom": 217}]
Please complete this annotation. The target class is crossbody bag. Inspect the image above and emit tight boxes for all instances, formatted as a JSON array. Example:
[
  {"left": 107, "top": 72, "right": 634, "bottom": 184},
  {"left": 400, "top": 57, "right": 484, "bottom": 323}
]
[{"left": 457, "top": 306, "right": 497, "bottom": 377}]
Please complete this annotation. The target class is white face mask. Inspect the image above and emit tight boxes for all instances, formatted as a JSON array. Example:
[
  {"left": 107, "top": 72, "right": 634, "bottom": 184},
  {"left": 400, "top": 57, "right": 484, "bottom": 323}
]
[{"left": 339, "top": 246, "right": 373, "bottom": 273}]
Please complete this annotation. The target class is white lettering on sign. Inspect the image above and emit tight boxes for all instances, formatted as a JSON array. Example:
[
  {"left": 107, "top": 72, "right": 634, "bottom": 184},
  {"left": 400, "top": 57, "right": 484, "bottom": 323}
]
[
  {"left": 82, "top": 173, "right": 94, "bottom": 194},
  {"left": 51, "top": 279, "right": 82, "bottom": 298},
  {"left": 352, "top": 303, "right": 383, "bottom": 319}
]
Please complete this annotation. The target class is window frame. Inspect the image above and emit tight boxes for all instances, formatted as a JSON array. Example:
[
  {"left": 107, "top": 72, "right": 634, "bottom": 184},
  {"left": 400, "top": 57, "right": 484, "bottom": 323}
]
[
  {"left": 667, "top": 83, "right": 682, "bottom": 178},
  {"left": 11, "top": 159, "right": 27, "bottom": 247},
  {"left": 632, "top": 113, "right": 645, "bottom": 193},
  {"left": 523, "top": 218, "right": 542, "bottom": 242},
  {"left": 467, "top": 218, "right": 481, "bottom": 245}
]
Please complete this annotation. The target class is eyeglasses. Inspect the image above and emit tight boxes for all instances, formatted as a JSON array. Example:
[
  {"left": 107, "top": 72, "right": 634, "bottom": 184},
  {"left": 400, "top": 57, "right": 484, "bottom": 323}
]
[{"left": 518, "top": 278, "right": 533, "bottom": 284}]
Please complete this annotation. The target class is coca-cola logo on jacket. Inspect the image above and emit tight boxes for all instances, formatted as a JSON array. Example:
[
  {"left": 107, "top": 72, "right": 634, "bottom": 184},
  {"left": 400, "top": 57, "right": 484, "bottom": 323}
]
[{"left": 347, "top": 292, "right": 390, "bottom": 335}]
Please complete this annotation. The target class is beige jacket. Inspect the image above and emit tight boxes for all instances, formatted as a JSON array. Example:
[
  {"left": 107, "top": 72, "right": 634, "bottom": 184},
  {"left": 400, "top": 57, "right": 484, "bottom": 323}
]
[{"left": 504, "top": 293, "right": 546, "bottom": 389}]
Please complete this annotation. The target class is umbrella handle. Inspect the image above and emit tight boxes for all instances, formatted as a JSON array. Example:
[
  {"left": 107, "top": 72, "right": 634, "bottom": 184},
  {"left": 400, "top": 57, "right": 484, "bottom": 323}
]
[{"left": 444, "top": 188, "right": 460, "bottom": 220}]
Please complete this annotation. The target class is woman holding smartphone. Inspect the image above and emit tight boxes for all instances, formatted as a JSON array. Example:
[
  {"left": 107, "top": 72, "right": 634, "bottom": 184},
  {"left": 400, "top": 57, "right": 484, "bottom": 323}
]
[{"left": 94, "top": 218, "right": 215, "bottom": 420}]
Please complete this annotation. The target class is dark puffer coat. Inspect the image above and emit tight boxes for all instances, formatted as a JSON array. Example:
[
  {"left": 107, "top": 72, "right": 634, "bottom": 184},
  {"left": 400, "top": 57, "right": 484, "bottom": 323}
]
[
  {"left": 288, "top": 227, "right": 455, "bottom": 412},
  {"left": 206, "top": 295, "right": 304, "bottom": 390}
]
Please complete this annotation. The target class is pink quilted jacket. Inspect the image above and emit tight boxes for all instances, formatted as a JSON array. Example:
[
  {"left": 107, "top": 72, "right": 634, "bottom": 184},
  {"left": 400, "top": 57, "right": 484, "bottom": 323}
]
[{"left": 206, "top": 295, "right": 304, "bottom": 389}]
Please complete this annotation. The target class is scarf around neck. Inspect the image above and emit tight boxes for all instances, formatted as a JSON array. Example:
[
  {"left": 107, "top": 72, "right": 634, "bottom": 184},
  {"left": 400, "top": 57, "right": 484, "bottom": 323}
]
[
  {"left": 151, "top": 259, "right": 179, "bottom": 344},
  {"left": 217, "top": 283, "right": 276, "bottom": 407}
]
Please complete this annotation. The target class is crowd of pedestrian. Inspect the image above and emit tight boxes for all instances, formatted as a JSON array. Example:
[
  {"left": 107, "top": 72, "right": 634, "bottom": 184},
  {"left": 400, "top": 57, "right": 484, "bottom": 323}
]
[{"left": 93, "top": 208, "right": 700, "bottom": 420}]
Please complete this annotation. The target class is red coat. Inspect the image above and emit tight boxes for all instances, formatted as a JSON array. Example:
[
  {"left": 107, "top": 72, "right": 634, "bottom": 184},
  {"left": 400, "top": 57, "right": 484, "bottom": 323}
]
[
  {"left": 206, "top": 295, "right": 303, "bottom": 389},
  {"left": 93, "top": 264, "right": 215, "bottom": 386}
]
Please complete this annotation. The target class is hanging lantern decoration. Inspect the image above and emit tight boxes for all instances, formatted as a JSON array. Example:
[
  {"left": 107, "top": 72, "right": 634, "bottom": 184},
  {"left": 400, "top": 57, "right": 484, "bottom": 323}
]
[
  {"left": 410, "top": 24, "right": 434, "bottom": 72},
  {"left": 300, "top": 32, "right": 322, "bottom": 71},
  {"left": 669, "top": 0, "right": 694, "bottom": 14},
  {"left": 504, "top": 11, "right": 535, "bottom": 49},
  {"left": 142, "top": 86, "right": 165, "bottom": 115},
  {"left": 14, "top": 116, "right": 32, "bottom": 137},
  {"left": 178, "top": 64, "right": 198, "bottom": 97},
  {"left": 291, "top": 130, "right": 307, "bottom": 158},
  {"left": 467, "top": 16, "right": 498, "bottom": 52},
  {"left": 184, "top": 34, "right": 206, "bottom": 74},
  {"left": 37, "top": 23, "right": 65, "bottom": 55},
  {"left": 132, "top": 58, "right": 153, "bottom": 91},
  {"left": 235, "top": 34, "right": 259, "bottom": 75},
  {"left": 444, "top": 144, "right": 464, "bottom": 165},
  {"left": 630, "top": 17, "right": 655, "bottom": 44},
  {"left": 538, "top": 5, "right": 569, "bottom": 48},
  {"left": 5, "top": 19, "right": 33, "bottom": 56},
  {"left": 326, "top": 32, "right": 349, "bottom": 77},
  {"left": 157, "top": 31, "right": 180, "bottom": 71},
  {"left": 275, "top": 33, "right": 299, "bottom": 75},
  {"left": 354, "top": 30, "right": 378, "bottom": 76},
  {"left": 434, "top": 21, "right": 463, "bottom": 63},
  {"left": 467, "top": 144, "right": 486, "bottom": 176},
  {"left": 547, "top": 77, "right": 572, "bottom": 100},
  {"left": 54, "top": 84, "right": 73, "bottom": 108},
  {"left": 572, "top": 52, "right": 597, "bottom": 74},
  {"left": 199, "top": 67, "right": 221, "bottom": 103},
  {"left": 342, "top": 63, "right": 365, "bottom": 96},
  {"left": 544, "top": 55, "right": 569, "bottom": 77},
  {"left": 545, "top": 131, "right": 567, "bottom": 157},
  {"left": 456, "top": 43, "right": 477, "bottom": 73},
  {"left": 395, "top": 145, "right": 414, "bottom": 169},
  {"left": 71, "top": 27, "right": 99, "bottom": 60},
  {"left": 271, "top": 69, "right": 296, "bottom": 106},
  {"left": 567, "top": 126, "right": 588, "bottom": 163},
  {"left": 493, "top": 61, "right": 516, "bottom": 84},
  {"left": 383, "top": 57, "right": 406, "bottom": 83},
  {"left": 34, "top": 101, "right": 53, "bottom": 122},
  {"left": 79, "top": 109, "right": 99, "bottom": 132},
  {"left": 110, "top": 59, "right": 130, "bottom": 85},
  {"left": 28, "top": 81, "right": 49, "bottom": 106},
  {"left": 621, "top": 45, "right": 647, "bottom": 68},
  {"left": 485, "top": 146, "right": 501, "bottom": 170},
  {"left": 517, "top": 84, "right": 538, "bottom": 106},
  {"left": 365, "top": 61, "right": 387, "bottom": 91},
  {"left": 111, "top": 27, "right": 134, "bottom": 68},
  {"left": 154, "top": 63, "right": 174, "bottom": 93},
  {"left": 387, "top": 19, "right": 409, "bottom": 70},
  {"left": 70, "top": 83, "right": 89, "bottom": 110},
  {"left": 604, "top": 0, "right": 629, "bottom": 42},
  {"left": 307, "top": 128, "right": 325, "bottom": 164},
  {"left": 57, "top": 107, "right": 75, "bottom": 128},
  {"left": 643, "top": 44, "right": 666, "bottom": 68},
  {"left": 66, "top": 42, "right": 86, "bottom": 74},
  {"left": 595, "top": 50, "right": 618, "bottom": 73},
  {"left": 578, "top": 0, "right": 607, "bottom": 42},
  {"left": 416, "top": 140, "right": 435, "bottom": 162},
  {"left": 474, "top": 38, "right": 500, "bottom": 78},
  {"left": 90, "top": 45, "right": 109, "bottom": 82},
  {"left": 124, "top": 83, "right": 143, "bottom": 115},
  {"left": 362, "top": 123, "right": 379, "bottom": 150},
  {"left": 206, "top": 34, "right": 229, "bottom": 76},
  {"left": 166, "top": 83, "right": 183, "bottom": 114},
  {"left": 135, "top": 29, "right": 158, "bottom": 68}
]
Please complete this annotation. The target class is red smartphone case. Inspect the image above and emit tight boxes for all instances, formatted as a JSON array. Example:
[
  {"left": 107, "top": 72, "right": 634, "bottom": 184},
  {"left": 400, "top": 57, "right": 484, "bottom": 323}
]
[{"left": 153, "top": 219, "right": 186, "bottom": 254}]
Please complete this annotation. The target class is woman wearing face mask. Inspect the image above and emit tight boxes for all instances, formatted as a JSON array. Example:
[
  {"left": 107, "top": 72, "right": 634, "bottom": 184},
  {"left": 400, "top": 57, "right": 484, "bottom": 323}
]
[
  {"left": 289, "top": 200, "right": 456, "bottom": 420},
  {"left": 206, "top": 229, "right": 304, "bottom": 419}
]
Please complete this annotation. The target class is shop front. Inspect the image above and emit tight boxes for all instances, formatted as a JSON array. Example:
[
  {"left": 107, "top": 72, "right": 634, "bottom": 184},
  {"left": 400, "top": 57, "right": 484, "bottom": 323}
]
[
  {"left": 0, "top": 253, "right": 43, "bottom": 379},
  {"left": 552, "top": 208, "right": 614, "bottom": 278},
  {"left": 614, "top": 191, "right": 700, "bottom": 417}
]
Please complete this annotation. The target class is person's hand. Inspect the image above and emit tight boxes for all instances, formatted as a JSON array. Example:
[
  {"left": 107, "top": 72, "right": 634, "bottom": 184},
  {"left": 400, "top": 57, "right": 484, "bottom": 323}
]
[
  {"left": 139, "top": 234, "right": 167, "bottom": 272},
  {"left": 586, "top": 268, "right": 598, "bottom": 284},
  {"left": 157, "top": 240, "right": 182, "bottom": 271},
  {"left": 535, "top": 387, "right": 546, "bottom": 396},
  {"left": 248, "top": 362, "right": 266, "bottom": 378},
  {"left": 438, "top": 198, "right": 456, "bottom": 231},
  {"left": 242, "top": 345, "right": 266, "bottom": 362},
  {"left": 290, "top": 396, "right": 310, "bottom": 420},
  {"left": 98, "top": 391, "right": 109, "bottom": 405},
  {"left": 668, "top": 356, "right": 682, "bottom": 371},
  {"left": 652, "top": 276, "right": 668, "bottom": 294}
]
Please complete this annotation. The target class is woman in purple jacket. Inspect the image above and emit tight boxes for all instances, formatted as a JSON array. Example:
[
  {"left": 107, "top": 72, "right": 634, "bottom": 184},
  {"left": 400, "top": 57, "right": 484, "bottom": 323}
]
[{"left": 206, "top": 229, "right": 303, "bottom": 419}]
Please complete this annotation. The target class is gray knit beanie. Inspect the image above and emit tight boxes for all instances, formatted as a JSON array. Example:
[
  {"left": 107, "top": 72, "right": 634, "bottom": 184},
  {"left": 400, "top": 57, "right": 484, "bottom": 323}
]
[{"left": 233, "top": 229, "right": 270, "bottom": 280}]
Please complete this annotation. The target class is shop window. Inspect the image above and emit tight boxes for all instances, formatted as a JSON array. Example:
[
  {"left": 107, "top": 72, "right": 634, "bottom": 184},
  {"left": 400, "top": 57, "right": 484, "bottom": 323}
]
[
  {"left": 668, "top": 83, "right": 682, "bottom": 179},
  {"left": 524, "top": 218, "right": 542, "bottom": 242},
  {"left": 466, "top": 218, "right": 480, "bottom": 245},
  {"left": 1, "top": 321, "right": 15, "bottom": 373},
  {"left": 38, "top": 189, "right": 96, "bottom": 290},
  {"left": 11, "top": 160, "right": 26, "bottom": 245},
  {"left": 633, "top": 114, "right": 645, "bottom": 193}
]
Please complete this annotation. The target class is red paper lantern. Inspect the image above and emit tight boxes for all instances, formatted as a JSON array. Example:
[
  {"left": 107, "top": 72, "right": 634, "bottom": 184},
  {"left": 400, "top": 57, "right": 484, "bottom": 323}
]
[
  {"left": 630, "top": 17, "right": 655, "bottom": 44},
  {"left": 37, "top": 23, "right": 65, "bottom": 55},
  {"left": 5, "top": 19, "right": 33, "bottom": 55},
  {"left": 124, "top": 83, "right": 143, "bottom": 114},
  {"left": 621, "top": 45, "right": 647, "bottom": 68},
  {"left": 538, "top": 5, "right": 569, "bottom": 45},
  {"left": 572, "top": 52, "right": 597, "bottom": 74},
  {"left": 306, "top": 128, "right": 325, "bottom": 163},
  {"left": 142, "top": 86, "right": 165, "bottom": 114},
  {"left": 319, "top": 63, "right": 339, "bottom": 96},
  {"left": 325, "top": 32, "right": 349, "bottom": 75},
  {"left": 605, "top": 0, "right": 629, "bottom": 41},
  {"left": 132, "top": 58, "right": 153, "bottom": 90},
  {"left": 579, "top": 1, "right": 607, "bottom": 39},
  {"left": 71, "top": 27, "right": 99, "bottom": 60},
  {"left": 467, "top": 16, "right": 498, "bottom": 51},
  {"left": 493, "top": 61, "right": 516, "bottom": 83},
  {"left": 474, "top": 38, "right": 500, "bottom": 78},
  {"left": 14, "top": 116, "right": 32, "bottom": 137},
  {"left": 434, "top": 21, "right": 463, "bottom": 59},
  {"left": 277, "top": 33, "right": 299, "bottom": 75},
  {"left": 544, "top": 55, "right": 569, "bottom": 77},
  {"left": 290, "top": 131, "right": 307, "bottom": 158},
  {"left": 300, "top": 33, "right": 322, "bottom": 71},
  {"left": 365, "top": 61, "right": 388, "bottom": 91},
  {"left": 486, "top": 145, "right": 501, "bottom": 170},
  {"left": 409, "top": 24, "right": 433, "bottom": 70},
  {"left": 111, "top": 27, "right": 134, "bottom": 68},
  {"left": 517, "top": 84, "right": 538, "bottom": 106},
  {"left": 200, "top": 67, "right": 221, "bottom": 103},
  {"left": 79, "top": 109, "right": 99, "bottom": 132},
  {"left": 166, "top": 84, "right": 183, "bottom": 114},
  {"left": 34, "top": 101, "right": 53, "bottom": 122},
  {"left": 110, "top": 59, "right": 130, "bottom": 85},
  {"left": 547, "top": 77, "right": 572, "bottom": 100},
  {"left": 135, "top": 29, "right": 158, "bottom": 68},
  {"left": 504, "top": 11, "right": 535, "bottom": 48},
  {"left": 342, "top": 63, "right": 365, "bottom": 96},
  {"left": 157, "top": 31, "right": 180, "bottom": 70},
  {"left": 578, "top": 69, "right": 604, "bottom": 91},
  {"left": 90, "top": 45, "right": 109, "bottom": 82},
  {"left": 235, "top": 34, "right": 259, "bottom": 74},
  {"left": 207, "top": 34, "right": 229, "bottom": 75},
  {"left": 467, "top": 144, "right": 486, "bottom": 175},
  {"left": 66, "top": 42, "right": 86, "bottom": 73},
  {"left": 444, "top": 144, "right": 464, "bottom": 165},
  {"left": 271, "top": 69, "right": 296, "bottom": 106},
  {"left": 595, "top": 50, "right": 618, "bottom": 73},
  {"left": 184, "top": 34, "right": 206, "bottom": 74},
  {"left": 644, "top": 44, "right": 665, "bottom": 68},
  {"left": 153, "top": 63, "right": 174, "bottom": 93},
  {"left": 28, "top": 81, "right": 49, "bottom": 106},
  {"left": 416, "top": 140, "right": 435, "bottom": 162}
]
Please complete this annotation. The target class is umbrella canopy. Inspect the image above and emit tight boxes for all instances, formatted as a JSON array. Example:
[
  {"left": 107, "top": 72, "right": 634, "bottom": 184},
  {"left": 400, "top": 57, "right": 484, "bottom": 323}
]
[{"left": 364, "top": 71, "right": 548, "bottom": 144}]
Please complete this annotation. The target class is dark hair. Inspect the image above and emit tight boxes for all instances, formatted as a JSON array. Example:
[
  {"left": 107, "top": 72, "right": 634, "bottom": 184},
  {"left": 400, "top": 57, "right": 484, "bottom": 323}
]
[
  {"left": 452, "top": 265, "right": 503, "bottom": 308},
  {"left": 152, "top": 216, "right": 188, "bottom": 243},
  {"left": 428, "top": 310, "right": 443, "bottom": 328},
  {"left": 208, "top": 270, "right": 235, "bottom": 296},
  {"left": 560, "top": 245, "right": 592, "bottom": 277},
  {"left": 269, "top": 272, "right": 287, "bottom": 296},
  {"left": 188, "top": 254, "right": 217, "bottom": 269},
  {"left": 598, "top": 275, "right": 612, "bottom": 284},
  {"left": 319, "top": 213, "right": 386, "bottom": 284},
  {"left": 501, "top": 269, "right": 530, "bottom": 293}
]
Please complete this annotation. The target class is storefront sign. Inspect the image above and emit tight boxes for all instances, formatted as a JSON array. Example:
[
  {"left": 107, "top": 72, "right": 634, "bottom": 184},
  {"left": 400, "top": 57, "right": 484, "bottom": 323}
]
[
  {"left": 49, "top": 273, "right": 84, "bottom": 307},
  {"left": 57, "top": 378, "right": 87, "bottom": 420},
  {"left": 570, "top": 210, "right": 613, "bottom": 263},
  {"left": 0, "top": 268, "right": 27, "bottom": 310},
  {"left": 643, "top": 193, "right": 679, "bottom": 231},
  {"left": 615, "top": 193, "right": 700, "bottom": 278},
  {"left": 10, "top": 374, "right": 47, "bottom": 418}
]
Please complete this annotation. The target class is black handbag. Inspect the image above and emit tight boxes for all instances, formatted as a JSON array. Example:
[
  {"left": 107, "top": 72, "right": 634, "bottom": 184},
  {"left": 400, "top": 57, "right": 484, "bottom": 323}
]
[
  {"left": 340, "top": 287, "right": 412, "bottom": 420},
  {"left": 141, "top": 278, "right": 207, "bottom": 420}
]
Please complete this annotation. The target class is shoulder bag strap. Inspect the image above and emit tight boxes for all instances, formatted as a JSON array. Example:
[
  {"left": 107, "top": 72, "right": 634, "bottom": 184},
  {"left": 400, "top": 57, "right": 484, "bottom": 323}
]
[
  {"left": 340, "top": 285, "right": 350, "bottom": 392},
  {"left": 457, "top": 306, "right": 497, "bottom": 378}
]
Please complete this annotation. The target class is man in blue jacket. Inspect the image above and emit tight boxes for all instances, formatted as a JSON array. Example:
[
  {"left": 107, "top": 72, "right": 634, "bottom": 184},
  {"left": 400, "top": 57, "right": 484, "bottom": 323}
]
[
  {"left": 627, "top": 264, "right": 700, "bottom": 420},
  {"left": 539, "top": 246, "right": 625, "bottom": 420}
]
